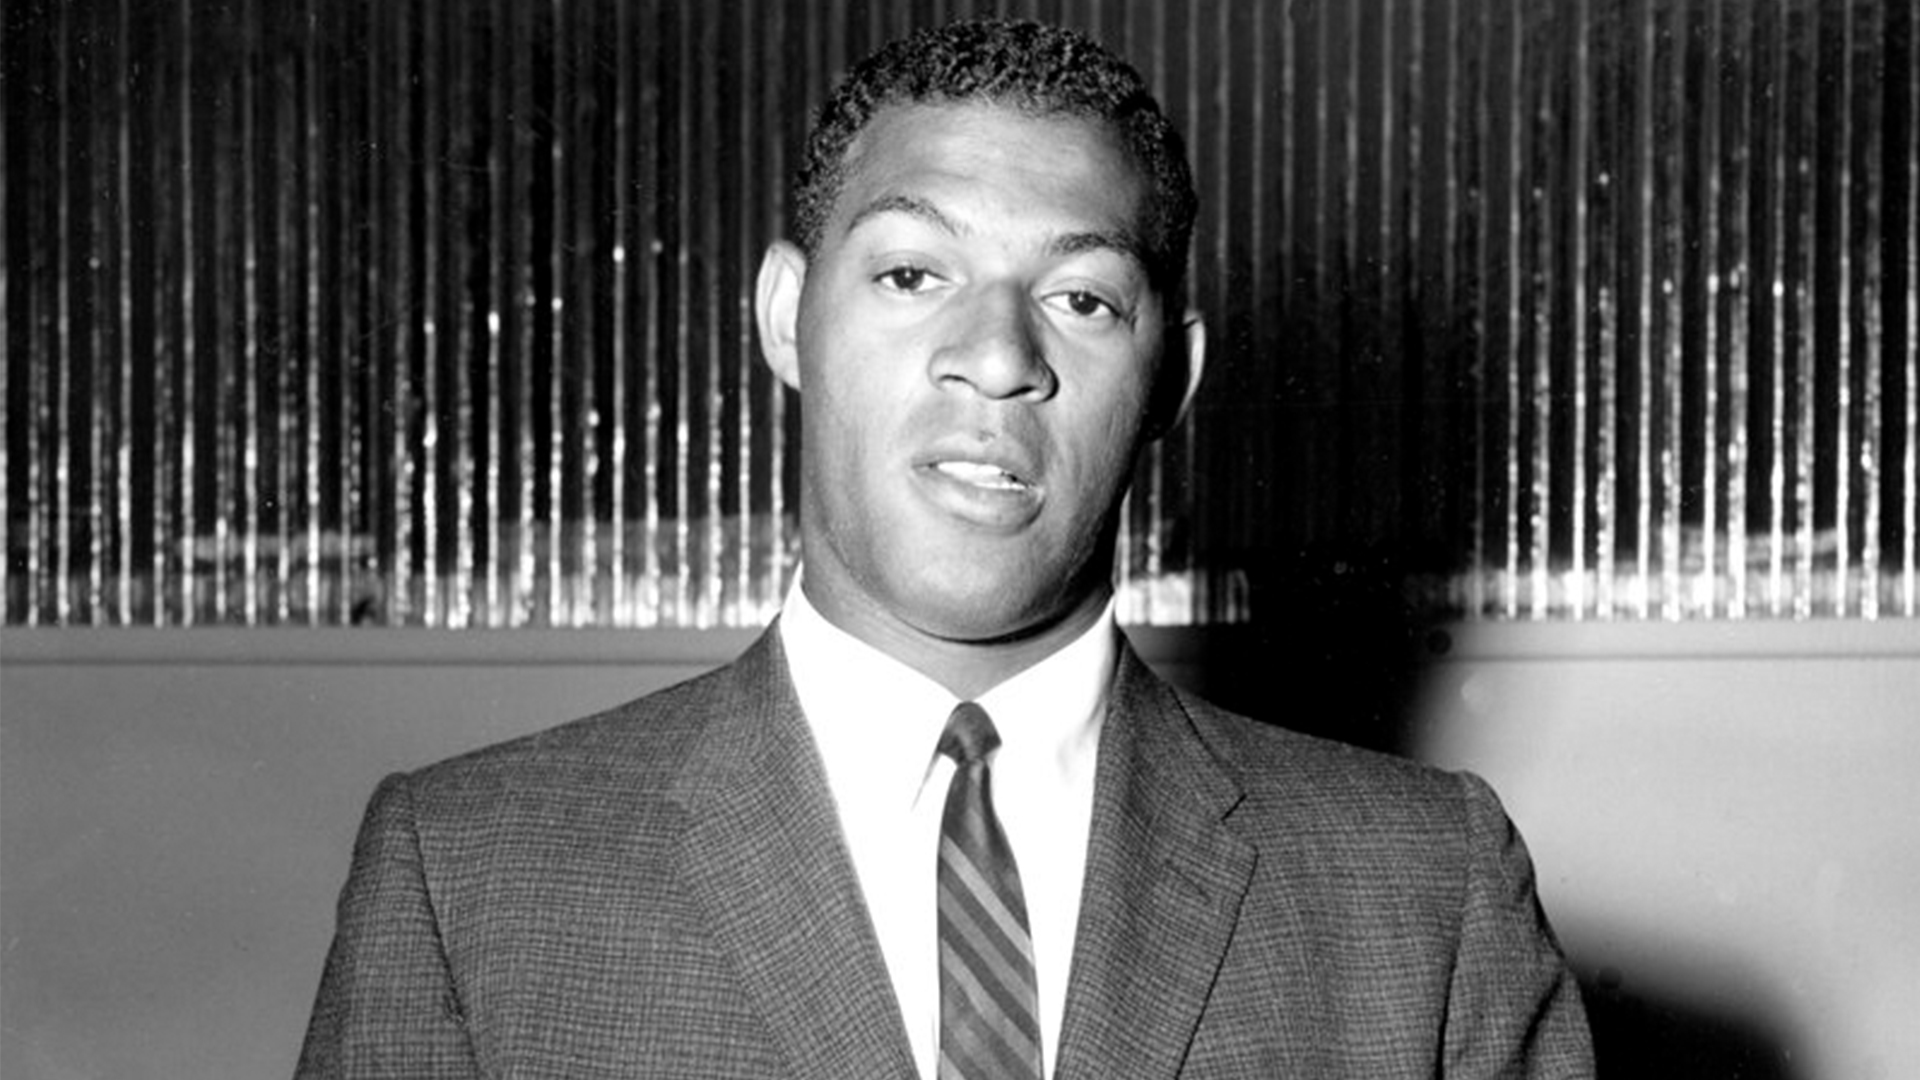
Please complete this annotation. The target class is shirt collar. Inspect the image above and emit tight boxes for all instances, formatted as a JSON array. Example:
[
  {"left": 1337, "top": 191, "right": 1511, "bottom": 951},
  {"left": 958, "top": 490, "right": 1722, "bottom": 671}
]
[{"left": 778, "top": 571, "right": 1118, "bottom": 811}]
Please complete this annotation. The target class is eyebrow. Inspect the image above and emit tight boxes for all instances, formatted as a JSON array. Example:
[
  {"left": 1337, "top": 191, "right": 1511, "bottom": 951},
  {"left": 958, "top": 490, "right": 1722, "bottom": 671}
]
[
  {"left": 844, "top": 193, "right": 959, "bottom": 237},
  {"left": 842, "top": 192, "right": 1150, "bottom": 271}
]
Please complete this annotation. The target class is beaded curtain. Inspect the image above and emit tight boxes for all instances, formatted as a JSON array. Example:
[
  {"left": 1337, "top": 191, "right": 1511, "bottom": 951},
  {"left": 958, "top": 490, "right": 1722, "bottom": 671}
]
[{"left": 4, "top": 0, "right": 1915, "bottom": 626}]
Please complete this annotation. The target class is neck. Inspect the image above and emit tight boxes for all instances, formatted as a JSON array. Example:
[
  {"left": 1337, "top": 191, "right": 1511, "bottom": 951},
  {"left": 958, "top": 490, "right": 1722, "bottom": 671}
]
[{"left": 800, "top": 578, "right": 1113, "bottom": 701}]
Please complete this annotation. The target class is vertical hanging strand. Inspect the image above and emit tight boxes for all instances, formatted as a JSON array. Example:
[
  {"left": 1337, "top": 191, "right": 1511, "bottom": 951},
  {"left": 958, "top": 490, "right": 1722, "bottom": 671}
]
[
  {"left": 584, "top": 1, "right": 609, "bottom": 626},
  {"left": 1658, "top": 0, "right": 1684, "bottom": 620},
  {"left": 1443, "top": 0, "right": 1473, "bottom": 614},
  {"left": 447, "top": 0, "right": 475, "bottom": 628},
  {"left": 487, "top": 0, "right": 510, "bottom": 625},
  {"left": 1726, "top": 0, "right": 1755, "bottom": 618},
  {"left": 557, "top": 0, "right": 575, "bottom": 624},
  {"left": 177, "top": 0, "right": 199, "bottom": 624},
  {"left": 1467, "top": 0, "right": 1491, "bottom": 615},
  {"left": 1765, "top": 0, "right": 1788, "bottom": 614},
  {"left": 701, "top": 0, "right": 725, "bottom": 627},
  {"left": 1569, "top": 0, "right": 1593, "bottom": 619},
  {"left": 512, "top": 0, "right": 538, "bottom": 626},
  {"left": 1907, "top": 0, "right": 1919, "bottom": 616},
  {"left": 575, "top": 0, "right": 602, "bottom": 627},
  {"left": 419, "top": 0, "right": 443, "bottom": 627},
  {"left": 1792, "top": 0, "right": 1818, "bottom": 616},
  {"left": 333, "top": 0, "right": 356, "bottom": 624},
  {"left": 378, "top": 0, "right": 403, "bottom": 625},
  {"left": 26, "top": 2, "right": 46, "bottom": 623},
  {"left": 0, "top": 0, "right": 12, "bottom": 620},
  {"left": 1502, "top": 0, "right": 1523, "bottom": 615},
  {"left": 325, "top": 0, "right": 347, "bottom": 621},
  {"left": 1632, "top": 0, "right": 1656, "bottom": 617},
  {"left": 83, "top": 1, "right": 111, "bottom": 624},
  {"left": 1698, "top": 0, "right": 1722, "bottom": 617},
  {"left": 301, "top": 0, "right": 323, "bottom": 624},
  {"left": 114, "top": 0, "right": 136, "bottom": 621},
  {"left": 734, "top": 0, "right": 757, "bottom": 622},
  {"left": 150, "top": 0, "right": 172, "bottom": 623},
  {"left": 388, "top": 0, "right": 414, "bottom": 624},
  {"left": 268, "top": 0, "right": 292, "bottom": 624},
  {"left": 671, "top": 2, "right": 693, "bottom": 626},
  {"left": 53, "top": 0, "right": 74, "bottom": 623},
  {"left": 1856, "top": 0, "right": 1884, "bottom": 619},
  {"left": 23, "top": 0, "right": 45, "bottom": 625},
  {"left": 79, "top": 0, "right": 106, "bottom": 624},
  {"left": 1833, "top": 0, "right": 1854, "bottom": 614},
  {"left": 481, "top": 0, "right": 505, "bottom": 625},
  {"left": 609, "top": 0, "right": 631, "bottom": 624},
  {"left": 0, "top": 0, "right": 10, "bottom": 621},
  {"left": 354, "top": 0, "right": 378, "bottom": 623},
  {"left": 239, "top": 0, "right": 261, "bottom": 624},
  {"left": 546, "top": 0, "right": 566, "bottom": 626},
  {"left": 361, "top": 0, "right": 382, "bottom": 624},
  {"left": 640, "top": 2, "right": 664, "bottom": 626},
  {"left": 1593, "top": 0, "right": 1619, "bottom": 620},
  {"left": 1527, "top": 3, "right": 1554, "bottom": 619},
  {"left": 210, "top": 0, "right": 234, "bottom": 625}
]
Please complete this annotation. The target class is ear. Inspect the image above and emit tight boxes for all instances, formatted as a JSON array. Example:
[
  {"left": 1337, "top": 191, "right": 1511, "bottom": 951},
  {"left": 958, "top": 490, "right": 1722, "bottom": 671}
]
[
  {"left": 1146, "top": 311, "right": 1207, "bottom": 439},
  {"left": 755, "top": 240, "right": 807, "bottom": 391}
]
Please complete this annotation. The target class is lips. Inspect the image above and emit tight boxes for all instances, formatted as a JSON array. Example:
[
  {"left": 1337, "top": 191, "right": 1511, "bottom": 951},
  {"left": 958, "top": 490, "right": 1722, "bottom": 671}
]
[
  {"left": 932, "top": 459, "right": 1030, "bottom": 491},
  {"left": 912, "top": 446, "right": 1044, "bottom": 529}
]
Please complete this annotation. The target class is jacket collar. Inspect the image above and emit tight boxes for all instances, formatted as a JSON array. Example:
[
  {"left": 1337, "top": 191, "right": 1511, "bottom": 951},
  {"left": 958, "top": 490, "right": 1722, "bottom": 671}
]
[
  {"left": 1054, "top": 640, "right": 1259, "bottom": 1080},
  {"left": 667, "top": 628, "right": 1260, "bottom": 1080},
  {"left": 668, "top": 628, "right": 920, "bottom": 1080}
]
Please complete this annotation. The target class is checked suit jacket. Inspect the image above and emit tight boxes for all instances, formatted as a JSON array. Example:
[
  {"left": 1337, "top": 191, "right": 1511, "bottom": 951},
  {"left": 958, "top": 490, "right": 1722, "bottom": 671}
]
[{"left": 296, "top": 628, "right": 1593, "bottom": 1079}]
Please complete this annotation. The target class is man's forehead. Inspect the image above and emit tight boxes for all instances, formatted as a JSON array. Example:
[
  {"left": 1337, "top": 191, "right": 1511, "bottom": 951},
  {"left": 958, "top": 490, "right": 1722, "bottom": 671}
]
[
  {"left": 842, "top": 191, "right": 1150, "bottom": 275},
  {"left": 829, "top": 101, "right": 1153, "bottom": 261}
]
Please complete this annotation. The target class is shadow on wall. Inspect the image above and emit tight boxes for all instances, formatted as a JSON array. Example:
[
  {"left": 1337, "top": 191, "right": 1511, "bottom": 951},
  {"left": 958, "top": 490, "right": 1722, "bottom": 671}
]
[
  {"left": 1580, "top": 966, "right": 1801, "bottom": 1080},
  {"left": 1179, "top": 547, "right": 1443, "bottom": 756},
  {"left": 1168, "top": 548, "right": 1815, "bottom": 1080}
]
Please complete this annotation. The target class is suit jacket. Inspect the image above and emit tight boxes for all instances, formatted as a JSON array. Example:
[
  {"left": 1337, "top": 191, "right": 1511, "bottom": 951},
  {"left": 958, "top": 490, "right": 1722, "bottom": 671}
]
[{"left": 296, "top": 629, "right": 1592, "bottom": 1078}]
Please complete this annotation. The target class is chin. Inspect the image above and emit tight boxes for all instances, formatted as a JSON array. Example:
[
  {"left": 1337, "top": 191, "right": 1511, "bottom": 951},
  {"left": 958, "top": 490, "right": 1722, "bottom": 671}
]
[{"left": 897, "top": 571, "right": 1079, "bottom": 646}]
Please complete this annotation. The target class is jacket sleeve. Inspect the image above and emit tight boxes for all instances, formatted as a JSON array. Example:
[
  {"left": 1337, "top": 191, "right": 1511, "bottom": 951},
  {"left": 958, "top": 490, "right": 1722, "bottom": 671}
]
[
  {"left": 1442, "top": 772, "right": 1595, "bottom": 1079},
  {"left": 296, "top": 773, "right": 481, "bottom": 1079}
]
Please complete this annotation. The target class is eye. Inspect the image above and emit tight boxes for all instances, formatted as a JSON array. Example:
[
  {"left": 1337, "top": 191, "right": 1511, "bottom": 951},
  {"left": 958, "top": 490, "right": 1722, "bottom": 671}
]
[
  {"left": 875, "top": 264, "right": 936, "bottom": 294},
  {"left": 1064, "top": 291, "right": 1111, "bottom": 317},
  {"left": 1044, "top": 288, "right": 1123, "bottom": 322}
]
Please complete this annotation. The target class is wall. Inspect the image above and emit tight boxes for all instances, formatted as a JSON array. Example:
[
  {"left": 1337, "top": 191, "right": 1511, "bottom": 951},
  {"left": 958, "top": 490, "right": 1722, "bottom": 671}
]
[
  {"left": 1415, "top": 621, "right": 1920, "bottom": 1080},
  {"left": 3, "top": 622, "right": 1916, "bottom": 1079}
]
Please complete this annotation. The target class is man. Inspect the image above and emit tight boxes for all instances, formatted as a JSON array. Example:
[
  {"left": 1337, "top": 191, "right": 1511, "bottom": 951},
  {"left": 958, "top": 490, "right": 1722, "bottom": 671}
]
[{"left": 297, "top": 19, "right": 1592, "bottom": 1079}]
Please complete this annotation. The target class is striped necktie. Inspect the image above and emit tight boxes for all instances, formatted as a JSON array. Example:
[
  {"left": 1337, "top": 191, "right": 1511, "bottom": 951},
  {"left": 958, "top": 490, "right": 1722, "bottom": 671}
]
[{"left": 936, "top": 702, "right": 1044, "bottom": 1080}]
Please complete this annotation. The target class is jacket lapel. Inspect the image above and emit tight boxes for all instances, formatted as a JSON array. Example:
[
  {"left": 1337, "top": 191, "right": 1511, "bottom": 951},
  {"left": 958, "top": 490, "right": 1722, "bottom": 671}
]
[
  {"left": 1054, "top": 643, "right": 1259, "bottom": 1080},
  {"left": 669, "top": 629, "right": 919, "bottom": 1080}
]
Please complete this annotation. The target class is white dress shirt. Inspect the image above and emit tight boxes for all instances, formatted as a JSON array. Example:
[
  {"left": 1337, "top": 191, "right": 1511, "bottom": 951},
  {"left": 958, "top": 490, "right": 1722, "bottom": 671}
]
[{"left": 778, "top": 580, "right": 1113, "bottom": 1080}]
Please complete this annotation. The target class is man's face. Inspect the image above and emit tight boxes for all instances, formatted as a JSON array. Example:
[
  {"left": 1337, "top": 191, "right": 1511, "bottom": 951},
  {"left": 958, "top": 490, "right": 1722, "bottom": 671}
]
[{"left": 759, "top": 101, "right": 1199, "bottom": 651}]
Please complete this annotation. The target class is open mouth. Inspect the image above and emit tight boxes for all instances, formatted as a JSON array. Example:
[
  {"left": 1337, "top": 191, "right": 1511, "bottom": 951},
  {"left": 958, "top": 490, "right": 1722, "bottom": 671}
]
[
  {"left": 932, "top": 460, "right": 1031, "bottom": 492},
  {"left": 915, "top": 453, "right": 1045, "bottom": 530}
]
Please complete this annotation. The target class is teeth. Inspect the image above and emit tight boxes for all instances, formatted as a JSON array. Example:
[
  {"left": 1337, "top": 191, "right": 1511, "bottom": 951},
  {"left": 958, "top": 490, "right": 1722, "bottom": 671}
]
[{"left": 935, "top": 461, "right": 1026, "bottom": 490}]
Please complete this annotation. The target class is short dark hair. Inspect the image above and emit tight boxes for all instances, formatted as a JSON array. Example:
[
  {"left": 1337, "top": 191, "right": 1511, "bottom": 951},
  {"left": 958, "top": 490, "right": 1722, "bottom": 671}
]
[{"left": 792, "top": 19, "right": 1198, "bottom": 297}]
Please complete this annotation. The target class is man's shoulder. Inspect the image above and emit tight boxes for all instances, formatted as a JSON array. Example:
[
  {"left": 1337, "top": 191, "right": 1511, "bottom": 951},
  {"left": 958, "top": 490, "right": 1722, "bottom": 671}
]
[
  {"left": 399, "top": 631, "right": 784, "bottom": 806},
  {"left": 1162, "top": 679, "right": 1480, "bottom": 843}
]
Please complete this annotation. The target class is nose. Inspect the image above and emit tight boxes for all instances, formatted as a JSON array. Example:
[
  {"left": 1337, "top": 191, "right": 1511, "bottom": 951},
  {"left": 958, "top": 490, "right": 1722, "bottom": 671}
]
[{"left": 928, "top": 284, "right": 1057, "bottom": 401}]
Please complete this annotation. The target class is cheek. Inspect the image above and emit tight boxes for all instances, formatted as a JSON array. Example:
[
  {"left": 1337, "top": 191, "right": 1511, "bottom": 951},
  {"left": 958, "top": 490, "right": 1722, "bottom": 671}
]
[{"left": 1082, "top": 373, "right": 1156, "bottom": 454}]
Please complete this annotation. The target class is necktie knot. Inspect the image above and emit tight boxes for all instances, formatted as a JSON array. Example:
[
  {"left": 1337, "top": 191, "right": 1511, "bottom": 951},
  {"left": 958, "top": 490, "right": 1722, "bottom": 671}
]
[{"left": 938, "top": 701, "right": 1001, "bottom": 767}]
